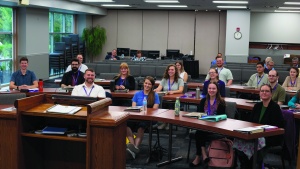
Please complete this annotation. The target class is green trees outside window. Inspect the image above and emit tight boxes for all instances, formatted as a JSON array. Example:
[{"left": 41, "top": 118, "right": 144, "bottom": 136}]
[
  {"left": 0, "top": 6, "right": 13, "bottom": 85},
  {"left": 49, "top": 12, "right": 73, "bottom": 53}
]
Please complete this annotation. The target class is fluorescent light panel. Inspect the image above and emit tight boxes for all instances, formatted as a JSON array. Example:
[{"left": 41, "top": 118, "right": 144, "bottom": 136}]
[
  {"left": 101, "top": 4, "right": 131, "bottom": 7},
  {"left": 81, "top": 0, "right": 114, "bottom": 2},
  {"left": 145, "top": 0, "right": 179, "bottom": 3},
  {"left": 279, "top": 7, "right": 300, "bottom": 9},
  {"left": 157, "top": 5, "right": 187, "bottom": 7},
  {"left": 275, "top": 10, "right": 300, "bottom": 13},
  {"left": 284, "top": 2, "right": 300, "bottom": 5},
  {"left": 217, "top": 6, "right": 247, "bottom": 8},
  {"left": 213, "top": 1, "right": 248, "bottom": 4}
]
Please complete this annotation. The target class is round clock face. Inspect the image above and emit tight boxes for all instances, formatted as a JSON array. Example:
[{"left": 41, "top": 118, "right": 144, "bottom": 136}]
[{"left": 234, "top": 32, "right": 242, "bottom": 40}]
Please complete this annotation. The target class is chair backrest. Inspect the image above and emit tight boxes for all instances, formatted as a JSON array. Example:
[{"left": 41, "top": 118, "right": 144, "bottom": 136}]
[
  {"left": 225, "top": 87, "right": 230, "bottom": 97},
  {"left": 187, "top": 75, "right": 191, "bottom": 82},
  {"left": 0, "top": 93, "right": 26, "bottom": 105},
  {"left": 183, "top": 83, "right": 188, "bottom": 93},
  {"left": 225, "top": 101, "right": 237, "bottom": 119}
]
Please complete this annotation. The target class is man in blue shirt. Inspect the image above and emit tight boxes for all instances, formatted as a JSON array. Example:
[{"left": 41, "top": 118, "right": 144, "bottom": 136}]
[{"left": 10, "top": 57, "right": 38, "bottom": 90}]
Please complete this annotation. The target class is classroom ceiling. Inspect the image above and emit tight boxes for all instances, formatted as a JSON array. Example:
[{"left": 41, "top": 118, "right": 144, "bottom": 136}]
[{"left": 67, "top": 0, "right": 300, "bottom": 12}]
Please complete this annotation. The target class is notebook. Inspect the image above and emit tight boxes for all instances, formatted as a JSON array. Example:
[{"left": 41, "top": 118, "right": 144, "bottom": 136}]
[
  {"left": 45, "top": 104, "right": 82, "bottom": 115},
  {"left": 182, "top": 112, "right": 207, "bottom": 118},
  {"left": 124, "top": 106, "right": 143, "bottom": 112},
  {"left": 42, "top": 126, "right": 67, "bottom": 135},
  {"left": 199, "top": 114, "right": 227, "bottom": 122}
]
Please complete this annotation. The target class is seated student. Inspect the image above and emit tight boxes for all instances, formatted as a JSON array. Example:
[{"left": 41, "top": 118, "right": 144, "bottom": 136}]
[
  {"left": 288, "top": 90, "right": 300, "bottom": 108},
  {"left": 268, "top": 70, "right": 286, "bottom": 105},
  {"left": 154, "top": 64, "right": 184, "bottom": 130},
  {"left": 291, "top": 57, "right": 299, "bottom": 69},
  {"left": 131, "top": 50, "right": 145, "bottom": 61},
  {"left": 206, "top": 56, "right": 233, "bottom": 86},
  {"left": 65, "top": 54, "right": 88, "bottom": 73},
  {"left": 237, "top": 84, "right": 284, "bottom": 169},
  {"left": 10, "top": 57, "right": 38, "bottom": 90},
  {"left": 282, "top": 67, "right": 300, "bottom": 91},
  {"left": 60, "top": 58, "right": 85, "bottom": 88},
  {"left": 105, "top": 49, "right": 120, "bottom": 60},
  {"left": 114, "top": 62, "right": 135, "bottom": 90},
  {"left": 190, "top": 82, "right": 226, "bottom": 167},
  {"left": 71, "top": 69, "right": 106, "bottom": 98},
  {"left": 201, "top": 68, "right": 225, "bottom": 98},
  {"left": 263, "top": 57, "right": 272, "bottom": 68},
  {"left": 246, "top": 62, "right": 269, "bottom": 88},
  {"left": 126, "top": 76, "right": 160, "bottom": 159},
  {"left": 210, "top": 53, "right": 224, "bottom": 67},
  {"left": 264, "top": 60, "right": 275, "bottom": 74},
  {"left": 175, "top": 61, "right": 188, "bottom": 82}
]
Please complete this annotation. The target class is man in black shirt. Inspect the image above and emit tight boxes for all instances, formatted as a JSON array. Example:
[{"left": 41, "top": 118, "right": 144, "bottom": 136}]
[{"left": 60, "top": 58, "right": 85, "bottom": 88}]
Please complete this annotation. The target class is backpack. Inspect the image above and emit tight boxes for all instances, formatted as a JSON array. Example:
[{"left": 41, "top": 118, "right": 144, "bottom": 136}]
[{"left": 207, "top": 138, "right": 235, "bottom": 168}]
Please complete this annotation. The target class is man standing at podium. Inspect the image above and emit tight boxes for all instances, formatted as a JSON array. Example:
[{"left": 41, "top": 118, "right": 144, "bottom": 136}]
[
  {"left": 72, "top": 68, "right": 106, "bottom": 98},
  {"left": 60, "top": 58, "right": 85, "bottom": 88},
  {"left": 9, "top": 57, "right": 38, "bottom": 90}
]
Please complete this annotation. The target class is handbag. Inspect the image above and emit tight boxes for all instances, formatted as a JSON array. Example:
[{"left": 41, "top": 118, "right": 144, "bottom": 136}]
[{"left": 207, "top": 138, "right": 235, "bottom": 167}]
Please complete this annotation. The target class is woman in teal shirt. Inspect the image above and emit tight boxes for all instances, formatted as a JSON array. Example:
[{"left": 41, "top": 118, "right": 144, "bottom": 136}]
[{"left": 288, "top": 90, "right": 300, "bottom": 108}]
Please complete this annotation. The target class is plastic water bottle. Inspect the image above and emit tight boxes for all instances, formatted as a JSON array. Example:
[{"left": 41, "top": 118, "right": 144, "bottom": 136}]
[
  {"left": 196, "top": 86, "right": 200, "bottom": 99},
  {"left": 143, "top": 97, "right": 147, "bottom": 112},
  {"left": 175, "top": 97, "right": 180, "bottom": 116}
]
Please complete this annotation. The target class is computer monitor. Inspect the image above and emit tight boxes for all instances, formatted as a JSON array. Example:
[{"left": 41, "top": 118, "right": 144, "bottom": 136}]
[
  {"left": 117, "top": 48, "right": 130, "bottom": 56},
  {"left": 141, "top": 50, "right": 148, "bottom": 58},
  {"left": 147, "top": 50, "right": 160, "bottom": 59},
  {"left": 130, "top": 49, "right": 137, "bottom": 57},
  {"left": 166, "top": 49, "right": 180, "bottom": 59}
]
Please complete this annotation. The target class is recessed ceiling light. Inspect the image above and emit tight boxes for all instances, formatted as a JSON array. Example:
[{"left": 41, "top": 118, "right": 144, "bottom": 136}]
[
  {"left": 101, "top": 4, "right": 131, "bottom": 7},
  {"left": 213, "top": 1, "right": 248, "bottom": 4},
  {"left": 157, "top": 5, "right": 187, "bottom": 7},
  {"left": 217, "top": 6, "right": 247, "bottom": 9},
  {"left": 279, "top": 7, "right": 300, "bottom": 10},
  {"left": 80, "top": 0, "right": 114, "bottom": 2},
  {"left": 284, "top": 2, "right": 300, "bottom": 5},
  {"left": 145, "top": 0, "right": 179, "bottom": 3},
  {"left": 275, "top": 10, "right": 300, "bottom": 13}
]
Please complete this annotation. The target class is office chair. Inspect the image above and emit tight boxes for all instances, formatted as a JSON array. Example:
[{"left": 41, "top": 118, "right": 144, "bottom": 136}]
[{"left": 0, "top": 93, "right": 26, "bottom": 105}]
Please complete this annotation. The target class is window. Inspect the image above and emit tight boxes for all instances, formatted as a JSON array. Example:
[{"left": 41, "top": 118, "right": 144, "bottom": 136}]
[
  {"left": 49, "top": 12, "right": 74, "bottom": 53},
  {"left": 0, "top": 6, "right": 13, "bottom": 86}
]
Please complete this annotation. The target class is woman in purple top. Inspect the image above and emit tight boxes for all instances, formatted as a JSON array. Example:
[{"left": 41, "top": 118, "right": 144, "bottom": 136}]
[
  {"left": 201, "top": 68, "right": 225, "bottom": 98},
  {"left": 190, "top": 82, "right": 226, "bottom": 167}
]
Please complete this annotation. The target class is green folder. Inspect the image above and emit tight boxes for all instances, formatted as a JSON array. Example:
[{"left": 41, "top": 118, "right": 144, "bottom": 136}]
[{"left": 199, "top": 114, "right": 227, "bottom": 122}]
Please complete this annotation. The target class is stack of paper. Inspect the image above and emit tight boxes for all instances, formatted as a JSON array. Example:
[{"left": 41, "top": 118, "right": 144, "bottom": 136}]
[
  {"left": 45, "top": 104, "right": 82, "bottom": 115},
  {"left": 233, "top": 125, "right": 278, "bottom": 134},
  {"left": 124, "top": 106, "right": 143, "bottom": 112},
  {"left": 182, "top": 112, "right": 206, "bottom": 118}
]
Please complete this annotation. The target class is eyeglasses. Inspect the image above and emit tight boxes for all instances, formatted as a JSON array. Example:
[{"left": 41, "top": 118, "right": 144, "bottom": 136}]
[
  {"left": 260, "top": 90, "right": 271, "bottom": 93},
  {"left": 208, "top": 72, "right": 216, "bottom": 74}
]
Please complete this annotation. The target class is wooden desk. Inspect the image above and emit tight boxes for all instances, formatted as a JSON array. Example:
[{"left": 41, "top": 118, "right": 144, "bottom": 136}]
[
  {"left": 154, "top": 110, "right": 285, "bottom": 168},
  {"left": 0, "top": 104, "right": 17, "bottom": 169},
  {"left": 187, "top": 82, "right": 203, "bottom": 90},
  {"left": 0, "top": 94, "right": 129, "bottom": 169},
  {"left": 228, "top": 85, "right": 260, "bottom": 94}
]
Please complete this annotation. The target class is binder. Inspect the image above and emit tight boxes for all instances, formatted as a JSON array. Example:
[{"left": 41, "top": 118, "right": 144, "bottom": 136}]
[
  {"left": 199, "top": 114, "right": 227, "bottom": 122},
  {"left": 42, "top": 126, "right": 67, "bottom": 135}
]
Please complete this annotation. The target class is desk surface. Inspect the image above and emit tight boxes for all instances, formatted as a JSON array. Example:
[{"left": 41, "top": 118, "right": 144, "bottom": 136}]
[{"left": 154, "top": 110, "right": 284, "bottom": 140}]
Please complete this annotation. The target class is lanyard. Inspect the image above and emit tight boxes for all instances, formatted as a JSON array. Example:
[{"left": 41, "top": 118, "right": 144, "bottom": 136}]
[
  {"left": 272, "top": 83, "right": 278, "bottom": 93},
  {"left": 83, "top": 86, "right": 94, "bottom": 96},
  {"left": 72, "top": 71, "right": 80, "bottom": 86},
  {"left": 290, "top": 78, "right": 296, "bottom": 87},
  {"left": 207, "top": 98, "right": 216, "bottom": 116},
  {"left": 256, "top": 74, "right": 264, "bottom": 87},
  {"left": 217, "top": 67, "right": 223, "bottom": 74},
  {"left": 168, "top": 79, "right": 175, "bottom": 91}
]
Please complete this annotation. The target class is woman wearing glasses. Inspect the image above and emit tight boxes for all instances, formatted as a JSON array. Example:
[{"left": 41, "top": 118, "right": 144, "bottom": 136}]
[
  {"left": 201, "top": 68, "right": 226, "bottom": 98},
  {"left": 114, "top": 62, "right": 135, "bottom": 90},
  {"left": 237, "top": 84, "right": 284, "bottom": 169},
  {"left": 282, "top": 67, "right": 300, "bottom": 91},
  {"left": 190, "top": 82, "right": 226, "bottom": 167}
]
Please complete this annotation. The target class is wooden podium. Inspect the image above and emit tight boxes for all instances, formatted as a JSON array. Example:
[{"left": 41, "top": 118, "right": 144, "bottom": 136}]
[{"left": 0, "top": 94, "right": 129, "bottom": 169}]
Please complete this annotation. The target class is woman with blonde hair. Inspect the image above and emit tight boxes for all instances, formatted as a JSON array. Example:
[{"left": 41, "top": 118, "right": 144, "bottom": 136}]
[{"left": 114, "top": 62, "right": 135, "bottom": 90}]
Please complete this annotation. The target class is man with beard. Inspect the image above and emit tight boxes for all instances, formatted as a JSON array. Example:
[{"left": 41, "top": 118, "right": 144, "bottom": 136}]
[
  {"left": 71, "top": 69, "right": 106, "bottom": 98},
  {"left": 10, "top": 57, "right": 38, "bottom": 90},
  {"left": 60, "top": 58, "right": 85, "bottom": 88},
  {"left": 206, "top": 56, "right": 233, "bottom": 86},
  {"left": 268, "top": 70, "right": 286, "bottom": 105},
  {"left": 65, "top": 54, "right": 88, "bottom": 73}
]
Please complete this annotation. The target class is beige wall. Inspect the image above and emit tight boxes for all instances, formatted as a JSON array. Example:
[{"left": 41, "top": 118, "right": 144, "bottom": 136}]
[{"left": 93, "top": 10, "right": 226, "bottom": 74}]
